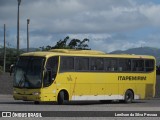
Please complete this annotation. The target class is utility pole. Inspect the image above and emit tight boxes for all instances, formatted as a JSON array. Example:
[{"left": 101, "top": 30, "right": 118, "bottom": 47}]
[
  {"left": 17, "top": 0, "right": 21, "bottom": 56},
  {"left": 27, "top": 19, "right": 30, "bottom": 52},
  {"left": 4, "top": 24, "right": 6, "bottom": 73}
]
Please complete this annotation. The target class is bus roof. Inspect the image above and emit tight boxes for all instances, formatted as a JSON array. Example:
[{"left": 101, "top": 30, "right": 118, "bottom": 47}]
[
  {"left": 20, "top": 49, "right": 155, "bottom": 59},
  {"left": 49, "top": 49, "right": 106, "bottom": 55}
]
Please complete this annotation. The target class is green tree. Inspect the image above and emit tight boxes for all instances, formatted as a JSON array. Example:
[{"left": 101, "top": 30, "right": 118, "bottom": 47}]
[
  {"left": 52, "top": 36, "right": 70, "bottom": 49},
  {"left": 68, "top": 39, "right": 81, "bottom": 49},
  {"left": 40, "top": 36, "right": 90, "bottom": 51},
  {"left": 0, "top": 48, "right": 23, "bottom": 72},
  {"left": 77, "top": 38, "right": 90, "bottom": 50},
  {"left": 0, "top": 39, "right": 27, "bottom": 72},
  {"left": 41, "top": 36, "right": 90, "bottom": 50}
]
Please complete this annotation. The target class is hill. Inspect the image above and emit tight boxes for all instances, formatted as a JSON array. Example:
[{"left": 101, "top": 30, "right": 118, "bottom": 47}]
[{"left": 110, "top": 47, "right": 160, "bottom": 65}]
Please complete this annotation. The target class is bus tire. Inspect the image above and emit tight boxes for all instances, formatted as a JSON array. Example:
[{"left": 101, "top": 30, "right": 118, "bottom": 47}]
[
  {"left": 124, "top": 90, "right": 134, "bottom": 103},
  {"left": 58, "top": 91, "right": 65, "bottom": 105}
]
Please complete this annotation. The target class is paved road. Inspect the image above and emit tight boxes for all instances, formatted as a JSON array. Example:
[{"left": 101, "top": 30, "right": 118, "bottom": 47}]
[
  {"left": 0, "top": 95, "right": 160, "bottom": 111},
  {"left": 0, "top": 95, "right": 160, "bottom": 120}
]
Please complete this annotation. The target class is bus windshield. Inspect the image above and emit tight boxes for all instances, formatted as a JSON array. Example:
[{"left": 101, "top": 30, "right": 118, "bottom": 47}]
[{"left": 13, "top": 56, "right": 45, "bottom": 88}]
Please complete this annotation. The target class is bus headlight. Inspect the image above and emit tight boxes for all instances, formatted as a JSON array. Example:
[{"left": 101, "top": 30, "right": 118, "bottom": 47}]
[{"left": 32, "top": 92, "right": 40, "bottom": 95}]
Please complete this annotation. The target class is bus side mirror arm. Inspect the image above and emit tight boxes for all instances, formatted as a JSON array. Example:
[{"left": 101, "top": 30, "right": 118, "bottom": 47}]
[{"left": 10, "top": 64, "right": 15, "bottom": 76}]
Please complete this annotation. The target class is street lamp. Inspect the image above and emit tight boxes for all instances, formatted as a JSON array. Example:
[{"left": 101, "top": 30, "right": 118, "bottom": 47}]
[
  {"left": 27, "top": 19, "right": 30, "bottom": 52},
  {"left": 17, "top": 0, "right": 21, "bottom": 56},
  {"left": 4, "top": 24, "right": 6, "bottom": 72}
]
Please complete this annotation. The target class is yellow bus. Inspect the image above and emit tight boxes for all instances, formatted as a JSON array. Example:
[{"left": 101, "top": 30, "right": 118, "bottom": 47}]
[{"left": 13, "top": 49, "right": 156, "bottom": 104}]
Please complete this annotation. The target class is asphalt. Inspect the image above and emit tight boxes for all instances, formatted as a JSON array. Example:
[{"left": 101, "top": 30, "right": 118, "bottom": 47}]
[{"left": 0, "top": 73, "right": 13, "bottom": 95}]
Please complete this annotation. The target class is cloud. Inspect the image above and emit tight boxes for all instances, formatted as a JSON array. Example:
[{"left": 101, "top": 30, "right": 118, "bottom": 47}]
[
  {"left": 11, "top": 0, "right": 150, "bottom": 33},
  {"left": 139, "top": 4, "right": 160, "bottom": 26},
  {"left": 0, "top": 0, "right": 160, "bottom": 52}
]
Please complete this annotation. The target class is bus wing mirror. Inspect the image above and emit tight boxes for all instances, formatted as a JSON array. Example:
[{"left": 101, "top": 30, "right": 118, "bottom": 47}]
[{"left": 10, "top": 64, "right": 15, "bottom": 76}]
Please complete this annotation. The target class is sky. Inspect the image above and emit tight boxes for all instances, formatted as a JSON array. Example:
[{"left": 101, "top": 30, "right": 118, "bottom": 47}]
[{"left": 0, "top": 0, "right": 160, "bottom": 53}]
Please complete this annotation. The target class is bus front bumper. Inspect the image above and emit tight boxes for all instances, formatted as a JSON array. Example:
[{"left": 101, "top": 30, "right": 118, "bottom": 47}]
[{"left": 13, "top": 93, "right": 57, "bottom": 102}]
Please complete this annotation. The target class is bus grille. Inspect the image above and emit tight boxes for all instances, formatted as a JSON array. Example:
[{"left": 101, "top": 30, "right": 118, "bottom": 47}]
[{"left": 145, "top": 84, "right": 153, "bottom": 98}]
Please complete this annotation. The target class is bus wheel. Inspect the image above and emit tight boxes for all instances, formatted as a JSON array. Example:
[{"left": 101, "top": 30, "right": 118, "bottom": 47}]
[
  {"left": 58, "top": 91, "right": 65, "bottom": 105},
  {"left": 124, "top": 90, "right": 134, "bottom": 103}
]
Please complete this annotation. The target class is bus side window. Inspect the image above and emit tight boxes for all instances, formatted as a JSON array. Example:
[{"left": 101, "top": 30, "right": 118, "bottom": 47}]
[
  {"left": 118, "top": 59, "right": 131, "bottom": 72},
  {"left": 75, "top": 57, "right": 89, "bottom": 71},
  {"left": 104, "top": 58, "right": 117, "bottom": 72},
  {"left": 90, "top": 58, "right": 104, "bottom": 71},
  {"left": 60, "top": 56, "right": 74, "bottom": 72},
  {"left": 104, "top": 59, "right": 110, "bottom": 71},
  {"left": 145, "top": 60, "right": 154, "bottom": 72},
  {"left": 46, "top": 57, "right": 58, "bottom": 78},
  {"left": 44, "top": 57, "right": 59, "bottom": 87},
  {"left": 110, "top": 59, "right": 118, "bottom": 71},
  {"left": 132, "top": 60, "right": 144, "bottom": 72}
]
